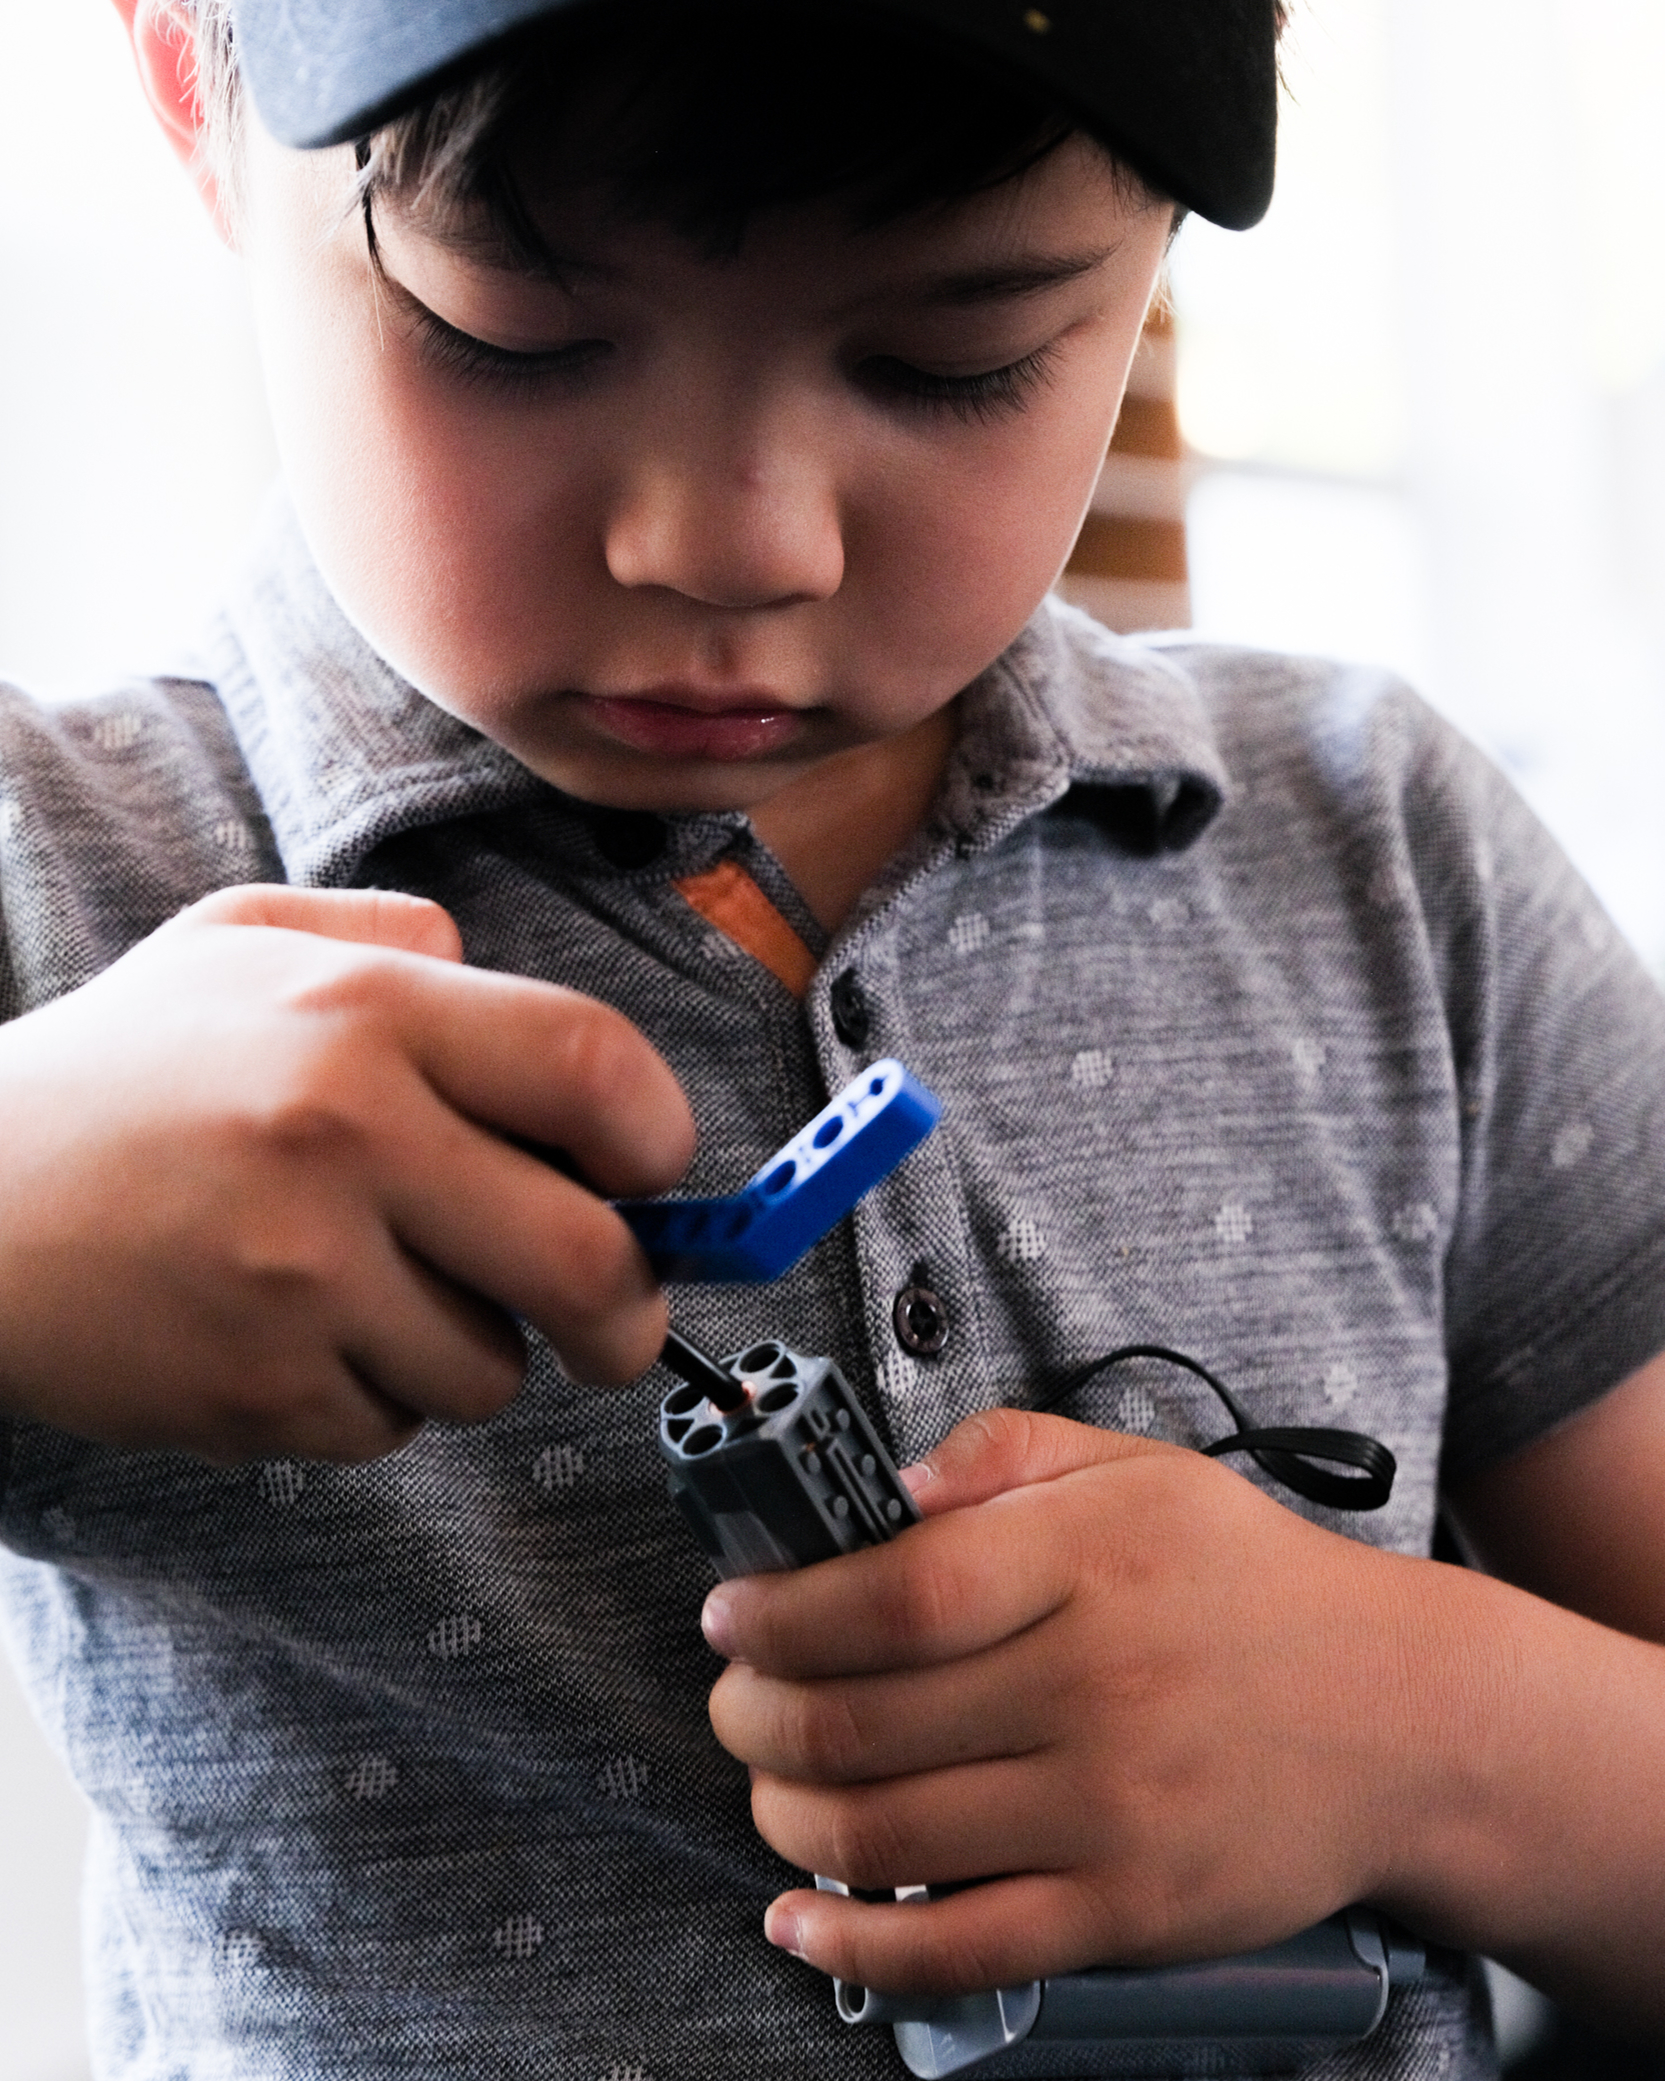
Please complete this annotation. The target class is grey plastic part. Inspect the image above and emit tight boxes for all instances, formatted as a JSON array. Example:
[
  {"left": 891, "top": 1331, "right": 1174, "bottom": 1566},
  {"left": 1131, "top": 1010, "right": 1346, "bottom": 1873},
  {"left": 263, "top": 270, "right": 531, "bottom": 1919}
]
[
  {"left": 659, "top": 1343, "right": 921, "bottom": 1581},
  {"left": 1029, "top": 1913, "right": 1390, "bottom": 2044},
  {"left": 838, "top": 1908, "right": 1421, "bottom": 2080}
]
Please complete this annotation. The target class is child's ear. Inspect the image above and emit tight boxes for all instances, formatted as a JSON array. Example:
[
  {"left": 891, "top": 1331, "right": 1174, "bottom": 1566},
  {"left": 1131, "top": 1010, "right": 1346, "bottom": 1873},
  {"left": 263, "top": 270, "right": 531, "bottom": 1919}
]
[{"left": 110, "top": 0, "right": 236, "bottom": 245}]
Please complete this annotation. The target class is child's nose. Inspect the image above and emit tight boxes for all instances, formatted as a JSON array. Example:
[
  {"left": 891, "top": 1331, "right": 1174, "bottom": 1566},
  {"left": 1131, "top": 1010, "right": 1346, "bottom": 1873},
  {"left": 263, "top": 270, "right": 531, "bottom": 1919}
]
[{"left": 603, "top": 446, "right": 845, "bottom": 609}]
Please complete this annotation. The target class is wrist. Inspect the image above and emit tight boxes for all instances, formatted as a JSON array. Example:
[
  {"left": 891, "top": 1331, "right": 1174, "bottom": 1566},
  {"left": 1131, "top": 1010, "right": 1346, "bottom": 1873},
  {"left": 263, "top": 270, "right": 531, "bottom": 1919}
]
[{"left": 1362, "top": 1551, "right": 1665, "bottom": 2023}]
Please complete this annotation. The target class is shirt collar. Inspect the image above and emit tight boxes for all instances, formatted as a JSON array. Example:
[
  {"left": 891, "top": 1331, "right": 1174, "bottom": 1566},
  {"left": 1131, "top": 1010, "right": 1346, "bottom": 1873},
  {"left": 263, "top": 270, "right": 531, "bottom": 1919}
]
[{"left": 206, "top": 492, "right": 1230, "bottom": 890}]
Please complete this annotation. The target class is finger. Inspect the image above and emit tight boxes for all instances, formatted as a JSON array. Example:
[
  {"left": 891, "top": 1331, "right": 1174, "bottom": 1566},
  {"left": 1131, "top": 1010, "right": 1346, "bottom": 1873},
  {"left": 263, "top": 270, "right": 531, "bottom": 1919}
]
[
  {"left": 903, "top": 1405, "right": 1181, "bottom": 1517},
  {"left": 386, "top": 962, "right": 695, "bottom": 1200},
  {"left": 171, "top": 892, "right": 693, "bottom": 1197},
  {"left": 749, "top": 1756, "right": 1077, "bottom": 1897},
  {"left": 710, "top": 1637, "right": 1050, "bottom": 1783},
  {"left": 180, "top": 884, "right": 466, "bottom": 962},
  {"left": 763, "top": 1871, "right": 1110, "bottom": 1996},
  {"left": 703, "top": 1488, "right": 1082, "bottom": 1678},
  {"left": 336, "top": 1234, "right": 527, "bottom": 1426},
  {"left": 380, "top": 1079, "right": 669, "bottom": 1383},
  {"left": 180, "top": 1344, "right": 425, "bottom": 1467}
]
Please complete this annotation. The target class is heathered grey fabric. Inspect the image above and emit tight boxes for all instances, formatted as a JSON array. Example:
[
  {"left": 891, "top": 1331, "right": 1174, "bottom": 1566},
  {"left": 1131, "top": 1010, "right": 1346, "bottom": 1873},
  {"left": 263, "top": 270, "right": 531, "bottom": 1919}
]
[{"left": 1, "top": 497, "right": 1663, "bottom": 2081}]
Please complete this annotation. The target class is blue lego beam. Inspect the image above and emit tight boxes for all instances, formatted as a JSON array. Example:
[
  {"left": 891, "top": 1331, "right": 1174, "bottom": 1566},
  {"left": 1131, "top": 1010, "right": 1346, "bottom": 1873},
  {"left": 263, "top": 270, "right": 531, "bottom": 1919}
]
[{"left": 617, "top": 1059, "right": 942, "bottom": 1283}]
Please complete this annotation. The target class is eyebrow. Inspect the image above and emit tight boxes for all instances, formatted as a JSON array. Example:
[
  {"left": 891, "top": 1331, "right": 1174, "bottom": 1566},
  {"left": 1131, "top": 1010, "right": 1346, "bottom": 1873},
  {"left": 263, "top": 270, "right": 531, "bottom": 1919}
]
[
  {"left": 384, "top": 208, "right": 1116, "bottom": 304},
  {"left": 387, "top": 210, "right": 617, "bottom": 289},
  {"left": 905, "top": 248, "right": 1120, "bottom": 306}
]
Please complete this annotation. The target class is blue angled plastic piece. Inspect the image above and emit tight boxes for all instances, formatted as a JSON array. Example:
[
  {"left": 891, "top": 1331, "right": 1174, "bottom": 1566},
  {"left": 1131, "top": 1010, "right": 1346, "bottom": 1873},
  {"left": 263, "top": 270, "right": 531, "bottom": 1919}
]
[{"left": 617, "top": 1059, "right": 942, "bottom": 1283}]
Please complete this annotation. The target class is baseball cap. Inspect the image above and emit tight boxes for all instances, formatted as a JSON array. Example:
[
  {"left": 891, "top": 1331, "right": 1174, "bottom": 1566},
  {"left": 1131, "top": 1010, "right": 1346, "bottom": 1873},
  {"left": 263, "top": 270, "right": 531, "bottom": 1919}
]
[{"left": 228, "top": 0, "right": 1279, "bottom": 230}]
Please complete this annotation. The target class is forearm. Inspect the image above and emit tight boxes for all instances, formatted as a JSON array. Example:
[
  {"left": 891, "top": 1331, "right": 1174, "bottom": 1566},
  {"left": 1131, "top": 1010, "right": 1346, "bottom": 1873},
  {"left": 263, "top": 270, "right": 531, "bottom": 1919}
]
[{"left": 1374, "top": 1553, "right": 1665, "bottom": 2033}]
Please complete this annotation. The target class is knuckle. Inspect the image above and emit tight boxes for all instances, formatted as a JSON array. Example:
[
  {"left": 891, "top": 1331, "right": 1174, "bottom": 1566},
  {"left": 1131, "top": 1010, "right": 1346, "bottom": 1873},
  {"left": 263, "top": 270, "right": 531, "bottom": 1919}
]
[
  {"left": 183, "top": 883, "right": 284, "bottom": 928},
  {"left": 945, "top": 1924, "right": 1014, "bottom": 1998},
  {"left": 791, "top": 1685, "right": 872, "bottom": 1783},
  {"left": 552, "top": 996, "right": 637, "bottom": 1106},
  {"left": 823, "top": 1790, "right": 911, "bottom": 1891},
  {"left": 870, "top": 1541, "right": 956, "bottom": 1658}
]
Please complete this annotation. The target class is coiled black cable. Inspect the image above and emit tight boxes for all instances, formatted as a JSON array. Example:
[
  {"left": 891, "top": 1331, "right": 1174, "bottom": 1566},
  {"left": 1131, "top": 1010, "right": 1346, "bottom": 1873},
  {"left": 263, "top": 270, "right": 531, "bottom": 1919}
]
[{"left": 1037, "top": 1344, "right": 1396, "bottom": 1512}]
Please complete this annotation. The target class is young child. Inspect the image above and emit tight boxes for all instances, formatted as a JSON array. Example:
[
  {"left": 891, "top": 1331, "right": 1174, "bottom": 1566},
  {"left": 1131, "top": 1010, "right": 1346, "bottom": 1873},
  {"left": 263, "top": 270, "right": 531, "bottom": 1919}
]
[{"left": 1, "top": 1, "right": 1663, "bottom": 2076}]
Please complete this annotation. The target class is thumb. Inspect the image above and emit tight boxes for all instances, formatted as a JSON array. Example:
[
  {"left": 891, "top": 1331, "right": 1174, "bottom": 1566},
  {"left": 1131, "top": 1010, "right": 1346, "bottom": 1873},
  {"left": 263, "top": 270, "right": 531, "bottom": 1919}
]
[
  {"left": 174, "top": 884, "right": 465, "bottom": 963},
  {"left": 903, "top": 1404, "right": 1182, "bottom": 1517}
]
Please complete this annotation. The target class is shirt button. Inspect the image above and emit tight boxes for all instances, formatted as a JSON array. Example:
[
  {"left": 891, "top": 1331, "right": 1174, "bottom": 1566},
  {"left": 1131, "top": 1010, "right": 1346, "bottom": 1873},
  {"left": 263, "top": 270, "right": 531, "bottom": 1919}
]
[
  {"left": 592, "top": 810, "right": 667, "bottom": 869},
  {"left": 830, "top": 969, "right": 871, "bottom": 1048},
  {"left": 893, "top": 1284, "right": 948, "bottom": 1357}
]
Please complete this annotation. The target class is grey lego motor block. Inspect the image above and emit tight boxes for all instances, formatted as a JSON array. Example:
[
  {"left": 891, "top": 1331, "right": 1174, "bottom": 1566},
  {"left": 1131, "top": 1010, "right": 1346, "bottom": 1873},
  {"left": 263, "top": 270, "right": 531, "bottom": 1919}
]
[{"left": 659, "top": 1338, "right": 921, "bottom": 1578}]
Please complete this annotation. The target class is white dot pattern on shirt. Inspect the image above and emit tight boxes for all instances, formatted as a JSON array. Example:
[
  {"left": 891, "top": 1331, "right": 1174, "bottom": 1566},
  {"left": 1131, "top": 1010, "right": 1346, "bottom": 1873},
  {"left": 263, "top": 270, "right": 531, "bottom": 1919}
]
[
  {"left": 1323, "top": 1362, "right": 1359, "bottom": 1410},
  {"left": 91, "top": 712, "right": 144, "bottom": 754},
  {"left": 600, "top": 1754, "right": 648, "bottom": 1800},
  {"left": 1214, "top": 1202, "right": 1253, "bottom": 1245},
  {"left": 1551, "top": 1121, "right": 1593, "bottom": 1169},
  {"left": 492, "top": 1915, "right": 544, "bottom": 1960},
  {"left": 1391, "top": 1202, "right": 1439, "bottom": 1245},
  {"left": 532, "top": 1443, "right": 585, "bottom": 1491},
  {"left": 1291, "top": 1038, "right": 1326, "bottom": 1080},
  {"left": 260, "top": 1462, "right": 305, "bottom": 1507},
  {"left": 949, "top": 912, "right": 991, "bottom": 956},
  {"left": 877, "top": 1353, "right": 919, "bottom": 1400},
  {"left": 221, "top": 1931, "right": 264, "bottom": 1972},
  {"left": 427, "top": 1614, "right": 482, "bottom": 1660},
  {"left": 346, "top": 1754, "right": 398, "bottom": 1802},
  {"left": 212, "top": 818, "right": 258, "bottom": 855},
  {"left": 996, "top": 1216, "right": 1046, "bottom": 1263},
  {"left": 1070, "top": 1048, "right": 1112, "bottom": 1089},
  {"left": 1113, "top": 1384, "right": 1157, "bottom": 1435}
]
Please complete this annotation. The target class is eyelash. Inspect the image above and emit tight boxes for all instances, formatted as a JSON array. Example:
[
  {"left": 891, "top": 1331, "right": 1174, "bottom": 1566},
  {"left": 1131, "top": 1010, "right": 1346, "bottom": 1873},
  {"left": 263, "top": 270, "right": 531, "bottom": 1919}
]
[
  {"left": 860, "top": 346, "right": 1059, "bottom": 423},
  {"left": 414, "top": 306, "right": 1058, "bottom": 424},
  {"left": 414, "top": 308, "right": 611, "bottom": 390}
]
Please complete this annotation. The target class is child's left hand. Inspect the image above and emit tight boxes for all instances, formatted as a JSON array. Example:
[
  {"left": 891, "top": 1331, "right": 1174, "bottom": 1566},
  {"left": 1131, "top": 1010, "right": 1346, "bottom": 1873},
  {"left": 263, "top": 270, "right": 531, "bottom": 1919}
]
[{"left": 701, "top": 1407, "right": 1431, "bottom": 1995}]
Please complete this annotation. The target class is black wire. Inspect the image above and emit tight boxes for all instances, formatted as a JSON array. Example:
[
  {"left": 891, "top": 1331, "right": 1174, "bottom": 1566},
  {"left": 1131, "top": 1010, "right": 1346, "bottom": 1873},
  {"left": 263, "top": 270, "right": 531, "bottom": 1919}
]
[{"left": 1037, "top": 1344, "right": 1396, "bottom": 1513}]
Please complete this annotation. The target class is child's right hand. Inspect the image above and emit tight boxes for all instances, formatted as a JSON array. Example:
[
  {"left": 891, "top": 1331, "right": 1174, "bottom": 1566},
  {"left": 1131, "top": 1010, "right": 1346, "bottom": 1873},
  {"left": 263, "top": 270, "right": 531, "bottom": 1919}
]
[{"left": 0, "top": 884, "right": 695, "bottom": 1464}]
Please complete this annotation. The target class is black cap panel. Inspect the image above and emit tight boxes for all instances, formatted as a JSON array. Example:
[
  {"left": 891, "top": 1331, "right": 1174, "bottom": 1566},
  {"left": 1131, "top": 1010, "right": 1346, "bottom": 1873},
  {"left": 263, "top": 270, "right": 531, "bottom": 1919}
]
[
  {"left": 884, "top": 0, "right": 1277, "bottom": 228},
  {"left": 229, "top": 0, "right": 1277, "bottom": 230}
]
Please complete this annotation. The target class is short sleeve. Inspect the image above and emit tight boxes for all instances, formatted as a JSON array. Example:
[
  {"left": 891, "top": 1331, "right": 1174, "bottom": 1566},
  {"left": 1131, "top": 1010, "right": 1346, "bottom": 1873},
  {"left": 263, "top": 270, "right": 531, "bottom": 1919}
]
[{"left": 1418, "top": 733, "right": 1665, "bottom": 1480}]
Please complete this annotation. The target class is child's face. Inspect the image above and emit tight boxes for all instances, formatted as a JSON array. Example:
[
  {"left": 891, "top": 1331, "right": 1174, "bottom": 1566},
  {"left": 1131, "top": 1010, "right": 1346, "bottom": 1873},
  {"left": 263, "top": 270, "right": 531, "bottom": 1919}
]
[{"left": 238, "top": 120, "right": 1170, "bottom": 813}]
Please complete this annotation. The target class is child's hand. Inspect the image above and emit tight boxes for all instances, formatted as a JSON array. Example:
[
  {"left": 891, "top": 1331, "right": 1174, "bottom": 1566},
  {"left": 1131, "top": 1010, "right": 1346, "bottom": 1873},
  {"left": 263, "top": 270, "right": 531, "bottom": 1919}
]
[
  {"left": 0, "top": 884, "right": 694, "bottom": 1464},
  {"left": 703, "top": 1407, "right": 1429, "bottom": 1996}
]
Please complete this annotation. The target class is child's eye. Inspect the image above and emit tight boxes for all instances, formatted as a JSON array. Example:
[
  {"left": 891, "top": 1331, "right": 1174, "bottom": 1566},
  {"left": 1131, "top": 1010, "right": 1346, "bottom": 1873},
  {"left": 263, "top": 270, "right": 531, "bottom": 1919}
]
[
  {"left": 857, "top": 345, "right": 1057, "bottom": 423},
  {"left": 414, "top": 308, "right": 613, "bottom": 391}
]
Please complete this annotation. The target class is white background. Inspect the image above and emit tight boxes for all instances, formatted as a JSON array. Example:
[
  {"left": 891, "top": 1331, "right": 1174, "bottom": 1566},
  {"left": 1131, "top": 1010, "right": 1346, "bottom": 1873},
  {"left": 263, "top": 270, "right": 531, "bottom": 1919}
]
[{"left": 1, "top": 2, "right": 1662, "bottom": 2075}]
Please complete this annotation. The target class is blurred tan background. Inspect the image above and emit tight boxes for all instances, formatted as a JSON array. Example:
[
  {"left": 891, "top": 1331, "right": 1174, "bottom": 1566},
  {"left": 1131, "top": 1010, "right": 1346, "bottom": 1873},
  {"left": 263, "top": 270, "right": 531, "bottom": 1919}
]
[{"left": 1, "top": 3, "right": 1661, "bottom": 2076}]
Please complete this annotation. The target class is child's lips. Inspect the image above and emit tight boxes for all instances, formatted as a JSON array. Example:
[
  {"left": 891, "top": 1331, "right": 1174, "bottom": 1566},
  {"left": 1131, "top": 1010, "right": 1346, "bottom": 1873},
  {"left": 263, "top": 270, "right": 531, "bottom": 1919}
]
[{"left": 581, "top": 691, "right": 806, "bottom": 762}]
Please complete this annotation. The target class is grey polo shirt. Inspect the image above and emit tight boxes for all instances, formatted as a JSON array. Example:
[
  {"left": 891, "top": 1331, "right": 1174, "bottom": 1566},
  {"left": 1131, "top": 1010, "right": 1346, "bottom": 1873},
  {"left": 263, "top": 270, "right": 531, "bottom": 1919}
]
[{"left": 1, "top": 498, "right": 1663, "bottom": 2081}]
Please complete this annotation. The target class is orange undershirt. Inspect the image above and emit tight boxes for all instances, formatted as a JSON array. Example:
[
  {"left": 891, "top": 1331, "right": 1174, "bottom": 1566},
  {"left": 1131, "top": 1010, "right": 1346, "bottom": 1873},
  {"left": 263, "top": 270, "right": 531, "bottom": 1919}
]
[{"left": 673, "top": 859, "right": 817, "bottom": 999}]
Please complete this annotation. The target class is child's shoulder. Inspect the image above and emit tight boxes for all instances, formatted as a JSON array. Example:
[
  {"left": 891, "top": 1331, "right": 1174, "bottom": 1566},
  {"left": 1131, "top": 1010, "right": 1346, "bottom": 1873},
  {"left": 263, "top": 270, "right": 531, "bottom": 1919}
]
[
  {"left": 0, "top": 673, "right": 278, "bottom": 1007},
  {"left": 1032, "top": 593, "right": 1454, "bottom": 776},
  {"left": 1026, "top": 594, "right": 1529, "bottom": 861},
  {"left": 1014, "top": 597, "right": 1626, "bottom": 980}
]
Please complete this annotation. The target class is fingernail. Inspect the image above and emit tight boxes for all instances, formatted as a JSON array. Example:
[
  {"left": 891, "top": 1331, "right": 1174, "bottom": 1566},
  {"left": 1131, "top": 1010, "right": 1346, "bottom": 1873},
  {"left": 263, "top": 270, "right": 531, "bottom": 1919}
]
[
  {"left": 701, "top": 1587, "right": 737, "bottom": 1655},
  {"left": 900, "top": 1460, "right": 934, "bottom": 1493},
  {"left": 765, "top": 1903, "right": 805, "bottom": 1958}
]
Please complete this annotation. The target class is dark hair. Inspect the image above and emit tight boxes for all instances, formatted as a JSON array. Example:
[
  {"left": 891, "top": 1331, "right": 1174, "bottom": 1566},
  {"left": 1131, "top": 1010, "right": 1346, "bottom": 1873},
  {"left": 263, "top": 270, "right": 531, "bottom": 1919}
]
[{"left": 194, "top": 0, "right": 1164, "bottom": 253}]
